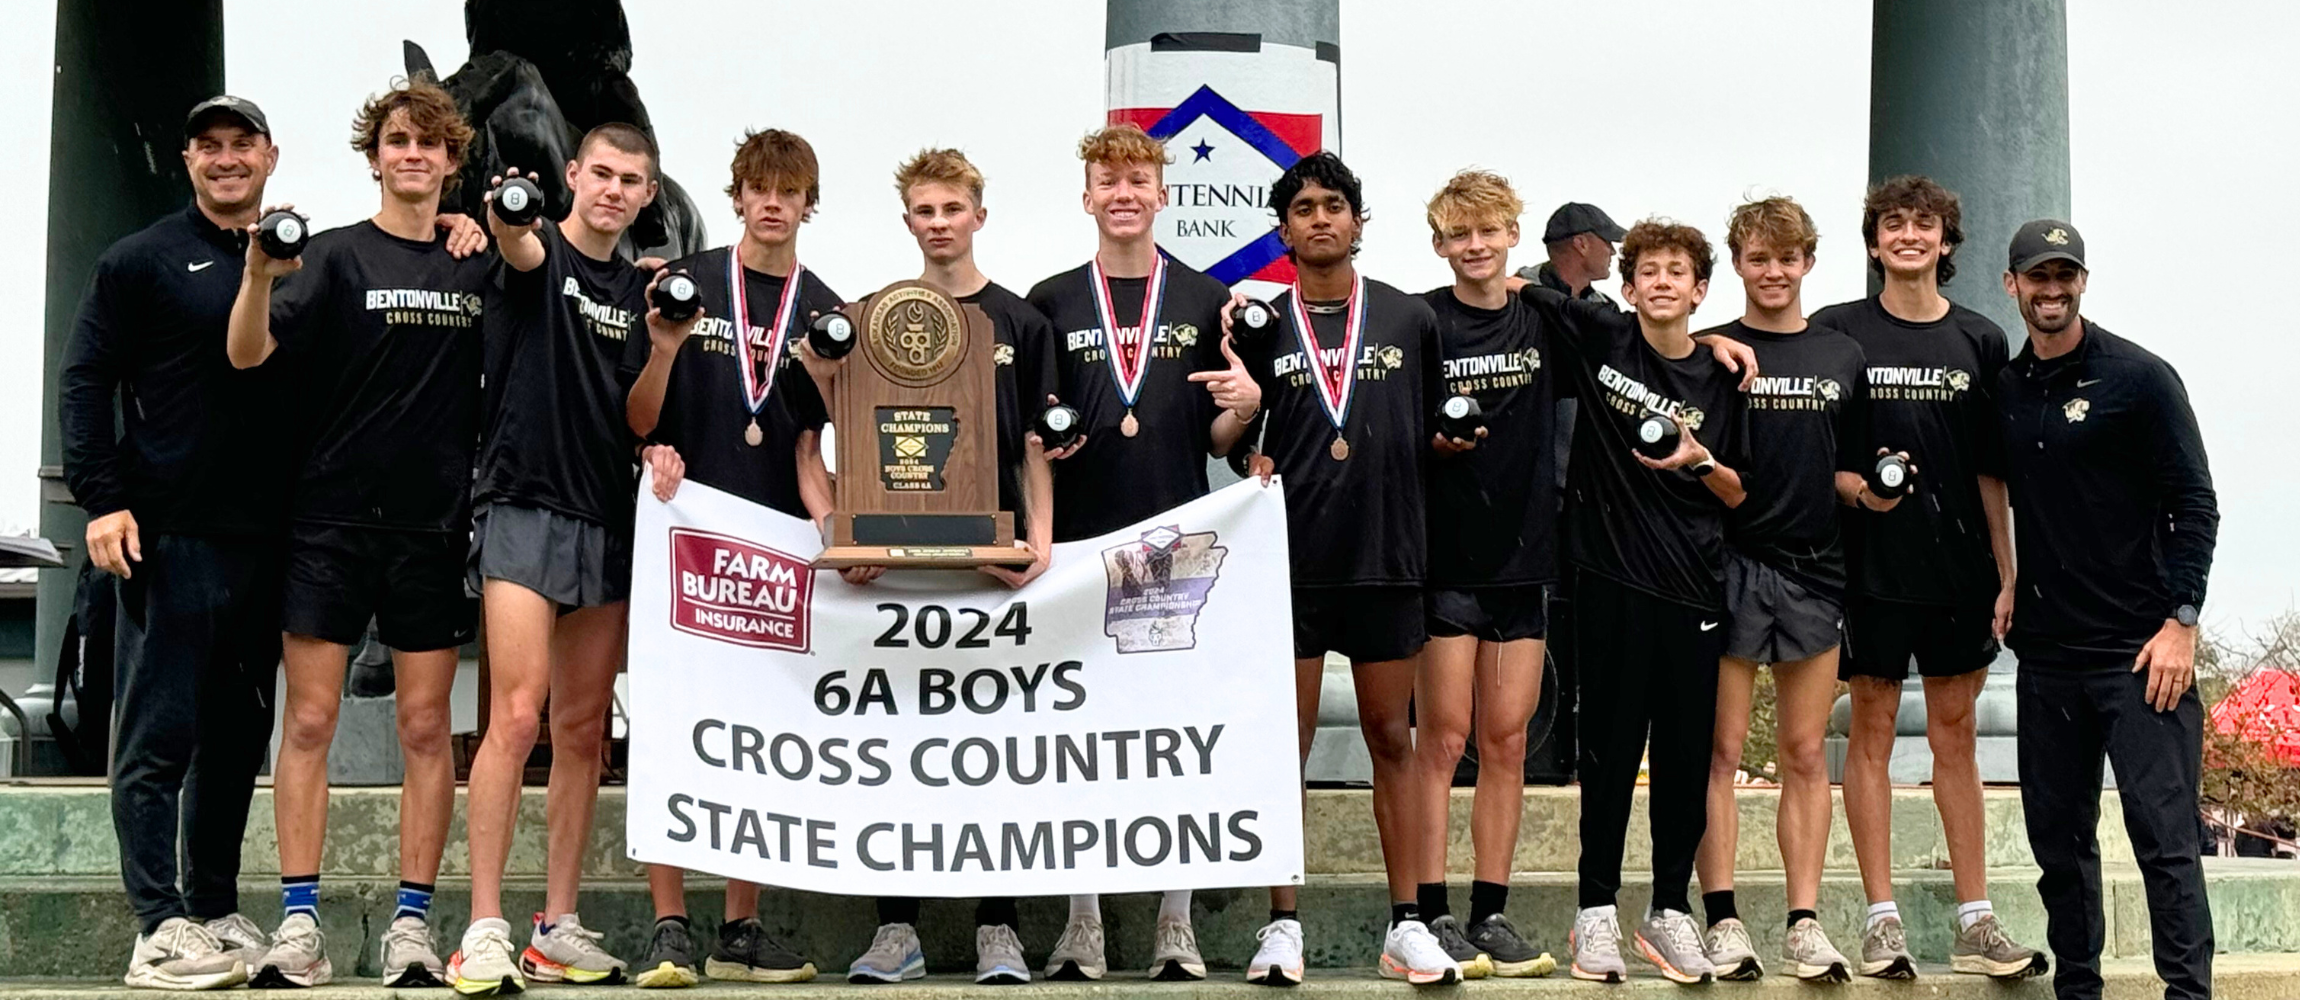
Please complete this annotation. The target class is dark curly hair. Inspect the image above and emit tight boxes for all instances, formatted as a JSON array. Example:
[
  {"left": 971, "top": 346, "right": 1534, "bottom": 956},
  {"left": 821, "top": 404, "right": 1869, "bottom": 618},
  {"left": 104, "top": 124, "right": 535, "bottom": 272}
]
[
  {"left": 1620, "top": 218, "right": 1715, "bottom": 285},
  {"left": 1270, "top": 150, "right": 1367, "bottom": 259},
  {"left": 1861, "top": 174, "right": 1964, "bottom": 285}
]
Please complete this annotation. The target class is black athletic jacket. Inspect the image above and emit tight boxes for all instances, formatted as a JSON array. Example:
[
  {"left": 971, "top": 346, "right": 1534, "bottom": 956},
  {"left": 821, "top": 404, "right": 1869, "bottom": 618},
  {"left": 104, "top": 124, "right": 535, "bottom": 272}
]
[{"left": 1997, "top": 321, "right": 2217, "bottom": 666}]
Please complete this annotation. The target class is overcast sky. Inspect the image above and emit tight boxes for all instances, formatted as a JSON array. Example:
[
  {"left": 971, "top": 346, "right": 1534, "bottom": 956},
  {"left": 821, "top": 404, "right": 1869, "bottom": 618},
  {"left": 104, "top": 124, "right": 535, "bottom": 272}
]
[{"left": 3, "top": 2, "right": 2292, "bottom": 635}]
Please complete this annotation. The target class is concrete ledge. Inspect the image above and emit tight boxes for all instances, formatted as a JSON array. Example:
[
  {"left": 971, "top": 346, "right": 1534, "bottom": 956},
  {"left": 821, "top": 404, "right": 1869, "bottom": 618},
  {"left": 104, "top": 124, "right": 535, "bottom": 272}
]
[{"left": 6, "top": 955, "right": 2300, "bottom": 998}]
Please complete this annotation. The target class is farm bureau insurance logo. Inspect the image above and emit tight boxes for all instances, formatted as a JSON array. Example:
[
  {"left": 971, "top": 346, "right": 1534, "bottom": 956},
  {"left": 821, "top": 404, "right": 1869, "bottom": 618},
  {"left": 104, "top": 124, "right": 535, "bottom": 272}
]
[
  {"left": 668, "top": 528, "right": 814, "bottom": 652},
  {"left": 1102, "top": 525, "right": 1228, "bottom": 654}
]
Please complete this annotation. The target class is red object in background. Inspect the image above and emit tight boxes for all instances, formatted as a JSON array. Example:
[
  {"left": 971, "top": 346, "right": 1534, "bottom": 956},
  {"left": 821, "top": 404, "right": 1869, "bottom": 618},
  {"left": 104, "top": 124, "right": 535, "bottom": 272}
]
[{"left": 2210, "top": 670, "right": 2300, "bottom": 766}]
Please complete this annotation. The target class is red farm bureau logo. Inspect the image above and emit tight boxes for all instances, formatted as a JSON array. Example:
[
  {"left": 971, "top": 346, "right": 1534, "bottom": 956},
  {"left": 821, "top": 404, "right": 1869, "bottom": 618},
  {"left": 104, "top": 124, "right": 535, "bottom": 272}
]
[{"left": 668, "top": 528, "right": 813, "bottom": 652}]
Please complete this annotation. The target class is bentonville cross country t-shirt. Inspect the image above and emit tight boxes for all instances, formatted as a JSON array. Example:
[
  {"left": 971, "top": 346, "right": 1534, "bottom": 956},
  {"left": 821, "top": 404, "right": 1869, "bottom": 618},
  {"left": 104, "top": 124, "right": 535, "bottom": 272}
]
[
  {"left": 1422, "top": 287, "right": 1557, "bottom": 588},
  {"left": 961, "top": 281, "right": 1061, "bottom": 516},
  {"left": 1704, "top": 319, "right": 1869, "bottom": 599}
]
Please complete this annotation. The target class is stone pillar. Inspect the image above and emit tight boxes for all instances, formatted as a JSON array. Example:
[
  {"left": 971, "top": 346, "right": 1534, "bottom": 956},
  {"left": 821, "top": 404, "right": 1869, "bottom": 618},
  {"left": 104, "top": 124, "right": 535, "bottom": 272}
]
[
  {"left": 1827, "top": 0, "right": 2070, "bottom": 782},
  {"left": 34, "top": 2, "right": 225, "bottom": 724}
]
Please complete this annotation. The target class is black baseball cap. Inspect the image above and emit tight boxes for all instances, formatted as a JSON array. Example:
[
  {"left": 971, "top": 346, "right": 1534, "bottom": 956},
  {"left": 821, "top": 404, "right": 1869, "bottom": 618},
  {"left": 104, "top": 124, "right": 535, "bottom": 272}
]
[
  {"left": 1542, "top": 202, "right": 1626, "bottom": 244},
  {"left": 184, "top": 95, "right": 270, "bottom": 141},
  {"left": 2008, "top": 218, "right": 2085, "bottom": 272}
]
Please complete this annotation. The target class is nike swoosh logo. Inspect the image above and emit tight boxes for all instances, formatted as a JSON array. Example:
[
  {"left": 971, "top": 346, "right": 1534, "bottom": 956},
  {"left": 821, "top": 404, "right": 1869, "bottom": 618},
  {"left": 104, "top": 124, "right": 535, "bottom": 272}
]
[
  {"left": 2076, "top": 378, "right": 2102, "bottom": 387},
  {"left": 1700, "top": 621, "right": 1719, "bottom": 631},
  {"left": 187, "top": 260, "right": 215, "bottom": 272}
]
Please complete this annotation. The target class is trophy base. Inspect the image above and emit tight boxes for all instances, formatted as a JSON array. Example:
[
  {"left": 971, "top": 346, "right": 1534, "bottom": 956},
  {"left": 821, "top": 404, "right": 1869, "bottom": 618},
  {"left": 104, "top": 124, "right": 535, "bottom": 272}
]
[{"left": 813, "top": 544, "right": 1036, "bottom": 569}]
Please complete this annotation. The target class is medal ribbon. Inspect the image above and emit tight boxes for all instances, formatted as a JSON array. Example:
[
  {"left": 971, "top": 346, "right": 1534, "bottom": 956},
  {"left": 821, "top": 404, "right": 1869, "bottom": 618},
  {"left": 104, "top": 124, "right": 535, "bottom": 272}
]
[
  {"left": 729, "top": 249, "right": 805, "bottom": 416},
  {"left": 1287, "top": 272, "right": 1366, "bottom": 434},
  {"left": 1087, "top": 253, "right": 1167, "bottom": 410}
]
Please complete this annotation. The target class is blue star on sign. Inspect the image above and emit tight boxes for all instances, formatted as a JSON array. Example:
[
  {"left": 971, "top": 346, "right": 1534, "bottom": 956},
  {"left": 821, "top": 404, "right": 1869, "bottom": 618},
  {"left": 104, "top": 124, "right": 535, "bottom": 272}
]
[{"left": 1190, "top": 138, "right": 1214, "bottom": 162}]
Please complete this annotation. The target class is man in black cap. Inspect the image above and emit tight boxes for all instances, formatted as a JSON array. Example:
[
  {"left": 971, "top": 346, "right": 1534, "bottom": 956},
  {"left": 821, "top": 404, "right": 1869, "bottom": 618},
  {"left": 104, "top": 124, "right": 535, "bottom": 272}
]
[
  {"left": 60, "top": 94, "right": 288, "bottom": 990},
  {"left": 1514, "top": 202, "right": 1626, "bottom": 304},
  {"left": 1996, "top": 219, "right": 2217, "bottom": 1000}
]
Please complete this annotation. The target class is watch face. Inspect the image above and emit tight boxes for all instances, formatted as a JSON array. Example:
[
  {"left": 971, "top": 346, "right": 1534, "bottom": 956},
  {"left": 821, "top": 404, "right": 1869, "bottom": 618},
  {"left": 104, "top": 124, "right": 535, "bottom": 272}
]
[{"left": 2177, "top": 605, "right": 2199, "bottom": 627}]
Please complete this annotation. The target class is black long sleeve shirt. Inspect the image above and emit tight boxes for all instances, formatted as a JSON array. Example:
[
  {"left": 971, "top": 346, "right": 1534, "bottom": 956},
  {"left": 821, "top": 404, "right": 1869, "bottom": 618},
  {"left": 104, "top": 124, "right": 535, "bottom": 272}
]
[
  {"left": 1997, "top": 321, "right": 2217, "bottom": 667},
  {"left": 59, "top": 203, "right": 293, "bottom": 536}
]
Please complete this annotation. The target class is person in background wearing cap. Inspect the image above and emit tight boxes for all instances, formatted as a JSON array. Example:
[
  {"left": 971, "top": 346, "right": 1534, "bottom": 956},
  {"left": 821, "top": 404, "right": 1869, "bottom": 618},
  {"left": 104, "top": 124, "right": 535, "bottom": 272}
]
[
  {"left": 1996, "top": 220, "right": 2217, "bottom": 1000},
  {"left": 60, "top": 93, "right": 287, "bottom": 992},
  {"left": 1514, "top": 202, "right": 1626, "bottom": 305}
]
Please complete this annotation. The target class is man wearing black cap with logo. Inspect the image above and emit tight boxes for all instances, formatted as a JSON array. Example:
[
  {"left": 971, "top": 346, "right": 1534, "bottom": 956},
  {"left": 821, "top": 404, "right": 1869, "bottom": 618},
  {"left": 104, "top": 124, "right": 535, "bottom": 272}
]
[
  {"left": 1996, "top": 220, "right": 2217, "bottom": 1000},
  {"left": 1514, "top": 203, "right": 1626, "bottom": 305},
  {"left": 60, "top": 95, "right": 288, "bottom": 990}
]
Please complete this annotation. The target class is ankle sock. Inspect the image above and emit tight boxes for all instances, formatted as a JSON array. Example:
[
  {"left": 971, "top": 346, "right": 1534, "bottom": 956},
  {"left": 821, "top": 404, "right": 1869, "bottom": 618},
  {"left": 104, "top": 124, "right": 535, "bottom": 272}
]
[
  {"left": 1157, "top": 890, "right": 1192, "bottom": 924},
  {"left": 1787, "top": 908, "right": 1818, "bottom": 930},
  {"left": 1269, "top": 908, "right": 1299, "bottom": 924},
  {"left": 1415, "top": 882, "right": 1449, "bottom": 921},
  {"left": 280, "top": 875, "right": 320, "bottom": 920},
  {"left": 1702, "top": 889, "right": 1738, "bottom": 927},
  {"left": 1957, "top": 899, "right": 1993, "bottom": 931},
  {"left": 1067, "top": 894, "right": 1099, "bottom": 920},
  {"left": 657, "top": 914, "right": 691, "bottom": 929},
  {"left": 975, "top": 896, "right": 1018, "bottom": 929},
  {"left": 394, "top": 881, "right": 434, "bottom": 922},
  {"left": 1468, "top": 880, "right": 1509, "bottom": 926},
  {"left": 1389, "top": 902, "right": 1420, "bottom": 928},
  {"left": 1866, "top": 901, "right": 1900, "bottom": 930}
]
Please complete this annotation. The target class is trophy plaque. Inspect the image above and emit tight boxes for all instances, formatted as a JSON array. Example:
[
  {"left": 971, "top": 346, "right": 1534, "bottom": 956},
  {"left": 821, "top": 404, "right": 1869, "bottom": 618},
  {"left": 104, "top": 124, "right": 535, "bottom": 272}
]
[{"left": 816, "top": 280, "right": 1033, "bottom": 568}]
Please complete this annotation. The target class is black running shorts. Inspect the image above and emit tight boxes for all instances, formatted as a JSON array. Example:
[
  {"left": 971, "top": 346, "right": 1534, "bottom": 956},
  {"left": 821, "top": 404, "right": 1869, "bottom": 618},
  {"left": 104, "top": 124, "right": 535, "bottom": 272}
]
[
  {"left": 1292, "top": 585, "right": 1426, "bottom": 663},
  {"left": 283, "top": 522, "right": 475, "bottom": 652},
  {"left": 1426, "top": 584, "right": 1549, "bottom": 643},
  {"left": 1840, "top": 592, "right": 1999, "bottom": 681},
  {"left": 1722, "top": 550, "right": 1842, "bottom": 664}
]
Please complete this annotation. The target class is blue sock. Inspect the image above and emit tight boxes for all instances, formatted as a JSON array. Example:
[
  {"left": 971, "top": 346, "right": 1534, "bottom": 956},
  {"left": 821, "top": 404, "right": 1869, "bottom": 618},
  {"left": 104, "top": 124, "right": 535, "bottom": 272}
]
[
  {"left": 281, "top": 875, "right": 319, "bottom": 920},
  {"left": 394, "top": 881, "right": 435, "bottom": 923}
]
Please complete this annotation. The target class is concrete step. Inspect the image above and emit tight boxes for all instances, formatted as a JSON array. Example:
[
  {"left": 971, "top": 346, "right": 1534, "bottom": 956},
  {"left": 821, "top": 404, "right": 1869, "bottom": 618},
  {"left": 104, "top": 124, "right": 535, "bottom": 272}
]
[
  {"left": 0, "top": 785, "right": 2127, "bottom": 879},
  {"left": 3, "top": 861, "right": 2295, "bottom": 978}
]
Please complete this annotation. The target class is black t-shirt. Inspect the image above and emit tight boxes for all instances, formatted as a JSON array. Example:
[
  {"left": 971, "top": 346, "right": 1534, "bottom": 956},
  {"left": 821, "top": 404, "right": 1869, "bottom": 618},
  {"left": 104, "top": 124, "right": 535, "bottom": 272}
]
[
  {"left": 617, "top": 247, "right": 838, "bottom": 517},
  {"left": 269, "top": 221, "right": 491, "bottom": 533},
  {"left": 1421, "top": 287, "right": 1557, "bottom": 587},
  {"left": 961, "top": 282, "right": 1062, "bottom": 517},
  {"left": 1810, "top": 296, "right": 2008, "bottom": 607},
  {"left": 476, "top": 223, "right": 649, "bottom": 529},
  {"left": 1240, "top": 278, "right": 1440, "bottom": 588},
  {"left": 1026, "top": 260, "right": 1232, "bottom": 542},
  {"left": 1706, "top": 320, "right": 1869, "bottom": 598},
  {"left": 1522, "top": 287, "right": 1749, "bottom": 610}
]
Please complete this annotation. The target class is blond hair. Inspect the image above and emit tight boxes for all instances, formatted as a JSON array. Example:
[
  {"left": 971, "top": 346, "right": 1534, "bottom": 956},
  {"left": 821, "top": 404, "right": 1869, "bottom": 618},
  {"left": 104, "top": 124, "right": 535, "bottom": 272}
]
[
  {"left": 893, "top": 148, "right": 985, "bottom": 206},
  {"left": 1726, "top": 195, "right": 1819, "bottom": 260},
  {"left": 1425, "top": 169, "right": 1523, "bottom": 236},
  {"left": 1075, "top": 123, "right": 1170, "bottom": 181}
]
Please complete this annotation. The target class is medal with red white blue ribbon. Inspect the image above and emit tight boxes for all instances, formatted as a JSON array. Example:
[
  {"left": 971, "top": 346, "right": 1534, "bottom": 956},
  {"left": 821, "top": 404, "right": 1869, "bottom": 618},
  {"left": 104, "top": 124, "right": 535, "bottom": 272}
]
[
  {"left": 729, "top": 249, "right": 804, "bottom": 447},
  {"left": 1287, "top": 272, "right": 1365, "bottom": 461},
  {"left": 1088, "top": 253, "right": 1167, "bottom": 438}
]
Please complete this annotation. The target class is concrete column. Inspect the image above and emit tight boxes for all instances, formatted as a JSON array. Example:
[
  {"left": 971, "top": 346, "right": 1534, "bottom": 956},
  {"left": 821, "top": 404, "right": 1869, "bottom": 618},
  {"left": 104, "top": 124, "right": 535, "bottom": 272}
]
[{"left": 34, "top": 2, "right": 224, "bottom": 715}]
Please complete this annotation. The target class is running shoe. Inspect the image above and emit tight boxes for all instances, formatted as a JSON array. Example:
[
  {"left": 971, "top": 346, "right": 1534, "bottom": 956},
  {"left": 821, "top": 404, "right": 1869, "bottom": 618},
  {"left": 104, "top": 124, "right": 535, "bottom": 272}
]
[
  {"left": 1245, "top": 918, "right": 1304, "bottom": 987},
  {"left": 1704, "top": 916, "right": 1762, "bottom": 981},
  {"left": 703, "top": 917, "right": 816, "bottom": 983},
  {"left": 1466, "top": 913, "right": 1555, "bottom": 978},
  {"left": 124, "top": 917, "right": 247, "bottom": 991},
  {"left": 632, "top": 918, "right": 699, "bottom": 989},
  {"left": 520, "top": 913, "right": 625, "bottom": 985},
  {"left": 846, "top": 923, "right": 925, "bottom": 984},
  {"left": 249, "top": 913, "right": 330, "bottom": 988},
  {"left": 1568, "top": 907, "right": 1626, "bottom": 983},
  {"left": 382, "top": 915, "right": 448, "bottom": 988},
  {"left": 1633, "top": 908, "right": 1716, "bottom": 984},
  {"left": 1148, "top": 916, "right": 1206, "bottom": 981},
  {"left": 1784, "top": 917, "right": 1850, "bottom": 982},
  {"left": 1042, "top": 913, "right": 1106, "bottom": 981},
  {"left": 974, "top": 924, "right": 1028, "bottom": 985},
  {"left": 203, "top": 913, "right": 268, "bottom": 974},
  {"left": 1426, "top": 915, "right": 1491, "bottom": 979},
  {"left": 1377, "top": 920, "right": 1461, "bottom": 985},
  {"left": 449, "top": 917, "right": 524, "bottom": 996},
  {"left": 1857, "top": 914, "right": 1916, "bottom": 979},
  {"left": 1950, "top": 913, "right": 2047, "bottom": 980}
]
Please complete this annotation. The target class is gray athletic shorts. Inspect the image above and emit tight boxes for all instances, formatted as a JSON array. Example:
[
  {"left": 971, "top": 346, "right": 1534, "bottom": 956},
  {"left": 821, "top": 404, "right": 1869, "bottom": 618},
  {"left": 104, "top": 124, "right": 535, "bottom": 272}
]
[
  {"left": 466, "top": 503, "right": 631, "bottom": 608},
  {"left": 1723, "top": 549, "right": 1842, "bottom": 664}
]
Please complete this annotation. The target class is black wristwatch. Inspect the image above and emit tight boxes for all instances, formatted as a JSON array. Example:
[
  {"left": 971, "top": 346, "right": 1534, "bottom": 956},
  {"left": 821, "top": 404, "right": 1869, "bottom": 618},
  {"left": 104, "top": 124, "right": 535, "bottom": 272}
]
[
  {"left": 1691, "top": 458, "right": 1717, "bottom": 478},
  {"left": 2174, "top": 604, "right": 2199, "bottom": 628}
]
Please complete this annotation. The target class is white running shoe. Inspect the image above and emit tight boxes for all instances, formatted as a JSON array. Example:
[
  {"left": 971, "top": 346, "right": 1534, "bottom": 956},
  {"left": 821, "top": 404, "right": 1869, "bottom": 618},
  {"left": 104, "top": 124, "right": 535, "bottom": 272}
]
[
  {"left": 1378, "top": 920, "right": 1461, "bottom": 986},
  {"left": 520, "top": 913, "right": 626, "bottom": 985},
  {"left": 124, "top": 917, "right": 247, "bottom": 991},
  {"left": 847, "top": 923, "right": 925, "bottom": 984},
  {"left": 1704, "top": 916, "right": 1762, "bottom": 981},
  {"left": 1784, "top": 917, "right": 1851, "bottom": 982},
  {"left": 451, "top": 917, "right": 525, "bottom": 996},
  {"left": 1569, "top": 907, "right": 1626, "bottom": 983},
  {"left": 1633, "top": 908, "right": 1716, "bottom": 985},
  {"left": 1148, "top": 916, "right": 1206, "bottom": 981},
  {"left": 203, "top": 913, "right": 268, "bottom": 975},
  {"left": 381, "top": 915, "right": 447, "bottom": 988},
  {"left": 249, "top": 913, "right": 330, "bottom": 988},
  {"left": 1244, "top": 918, "right": 1304, "bottom": 987},
  {"left": 1042, "top": 914, "right": 1105, "bottom": 981},
  {"left": 973, "top": 924, "right": 1028, "bottom": 985}
]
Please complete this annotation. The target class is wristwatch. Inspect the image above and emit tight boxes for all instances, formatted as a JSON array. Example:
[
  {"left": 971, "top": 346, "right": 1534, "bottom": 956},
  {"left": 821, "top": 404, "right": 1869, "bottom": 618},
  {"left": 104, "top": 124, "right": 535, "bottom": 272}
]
[
  {"left": 1690, "top": 458, "right": 1717, "bottom": 478},
  {"left": 2174, "top": 604, "right": 2199, "bottom": 628}
]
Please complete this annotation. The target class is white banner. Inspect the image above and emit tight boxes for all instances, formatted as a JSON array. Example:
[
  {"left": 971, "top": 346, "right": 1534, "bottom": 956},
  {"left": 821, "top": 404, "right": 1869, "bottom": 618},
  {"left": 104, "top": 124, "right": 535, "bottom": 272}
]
[{"left": 626, "top": 477, "right": 1306, "bottom": 897}]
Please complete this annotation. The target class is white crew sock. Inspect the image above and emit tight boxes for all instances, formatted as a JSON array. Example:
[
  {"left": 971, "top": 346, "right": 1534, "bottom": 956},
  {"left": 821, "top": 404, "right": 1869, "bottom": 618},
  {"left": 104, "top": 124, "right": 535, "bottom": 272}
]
[
  {"left": 1866, "top": 901, "right": 1900, "bottom": 930},
  {"left": 1957, "top": 899, "right": 1993, "bottom": 931},
  {"left": 1068, "top": 894, "right": 1100, "bottom": 920},
  {"left": 1158, "top": 890, "right": 1193, "bottom": 924}
]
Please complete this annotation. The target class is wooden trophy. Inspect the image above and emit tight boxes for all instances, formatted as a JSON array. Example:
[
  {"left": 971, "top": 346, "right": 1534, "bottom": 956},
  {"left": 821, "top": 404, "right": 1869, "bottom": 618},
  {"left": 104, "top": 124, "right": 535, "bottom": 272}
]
[{"left": 816, "top": 280, "right": 1033, "bottom": 568}]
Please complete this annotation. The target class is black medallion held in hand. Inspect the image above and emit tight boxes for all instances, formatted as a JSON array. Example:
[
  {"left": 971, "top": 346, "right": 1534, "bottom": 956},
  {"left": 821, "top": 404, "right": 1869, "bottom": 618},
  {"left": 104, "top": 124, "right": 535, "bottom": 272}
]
[
  {"left": 256, "top": 210, "right": 308, "bottom": 260},
  {"left": 1869, "top": 453, "right": 1914, "bottom": 500},
  {"left": 492, "top": 175, "right": 543, "bottom": 227},
  {"left": 650, "top": 269, "right": 702, "bottom": 322},
  {"left": 1035, "top": 403, "right": 1084, "bottom": 451},
  {"left": 1635, "top": 411, "right": 1681, "bottom": 461},
  {"left": 1436, "top": 394, "right": 1485, "bottom": 441},
  {"left": 807, "top": 311, "right": 856, "bottom": 360}
]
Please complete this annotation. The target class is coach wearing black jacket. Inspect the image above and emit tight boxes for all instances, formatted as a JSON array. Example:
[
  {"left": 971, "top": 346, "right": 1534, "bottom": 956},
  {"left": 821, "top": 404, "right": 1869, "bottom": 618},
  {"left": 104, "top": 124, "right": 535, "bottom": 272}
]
[{"left": 1996, "top": 219, "right": 2217, "bottom": 1000}]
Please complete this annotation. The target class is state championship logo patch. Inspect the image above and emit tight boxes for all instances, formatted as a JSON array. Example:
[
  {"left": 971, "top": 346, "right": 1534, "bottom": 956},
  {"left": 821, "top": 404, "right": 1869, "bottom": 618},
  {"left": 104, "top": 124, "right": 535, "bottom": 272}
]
[
  {"left": 1102, "top": 525, "right": 1229, "bottom": 654},
  {"left": 668, "top": 528, "right": 814, "bottom": 652}
]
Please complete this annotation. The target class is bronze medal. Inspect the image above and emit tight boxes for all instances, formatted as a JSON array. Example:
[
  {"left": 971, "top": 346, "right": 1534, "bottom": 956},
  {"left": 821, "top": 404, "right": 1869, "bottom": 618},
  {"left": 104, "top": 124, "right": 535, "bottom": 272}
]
[
  {"left": 1121, "top": 410, "right": 1140, "bottom": 438},
  {"left": 1329, "top": 435, "right": 1350, "bottom": 461},
  {"left": 744, "top": 419, "right": 764, "bottom": 447}
]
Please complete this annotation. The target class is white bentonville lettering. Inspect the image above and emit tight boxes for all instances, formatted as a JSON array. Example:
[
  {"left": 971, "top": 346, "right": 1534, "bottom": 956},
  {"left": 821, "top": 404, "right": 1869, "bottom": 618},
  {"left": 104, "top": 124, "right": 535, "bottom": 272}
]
[
  {"left": 562, "top": 276, "right": 634, "bottom": 340},
  {"left": 1596, "top": 363, "right": 1686, "bottom": 418},
  {"left": 1868, "top": 365, "right": 1970, "bottom": 402},
  {"left": 1443, "top": 349, "right": 1538, "bottom": 393},
  {"left": 364, "top": 287, "right": 479, "bottom": 329}
]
